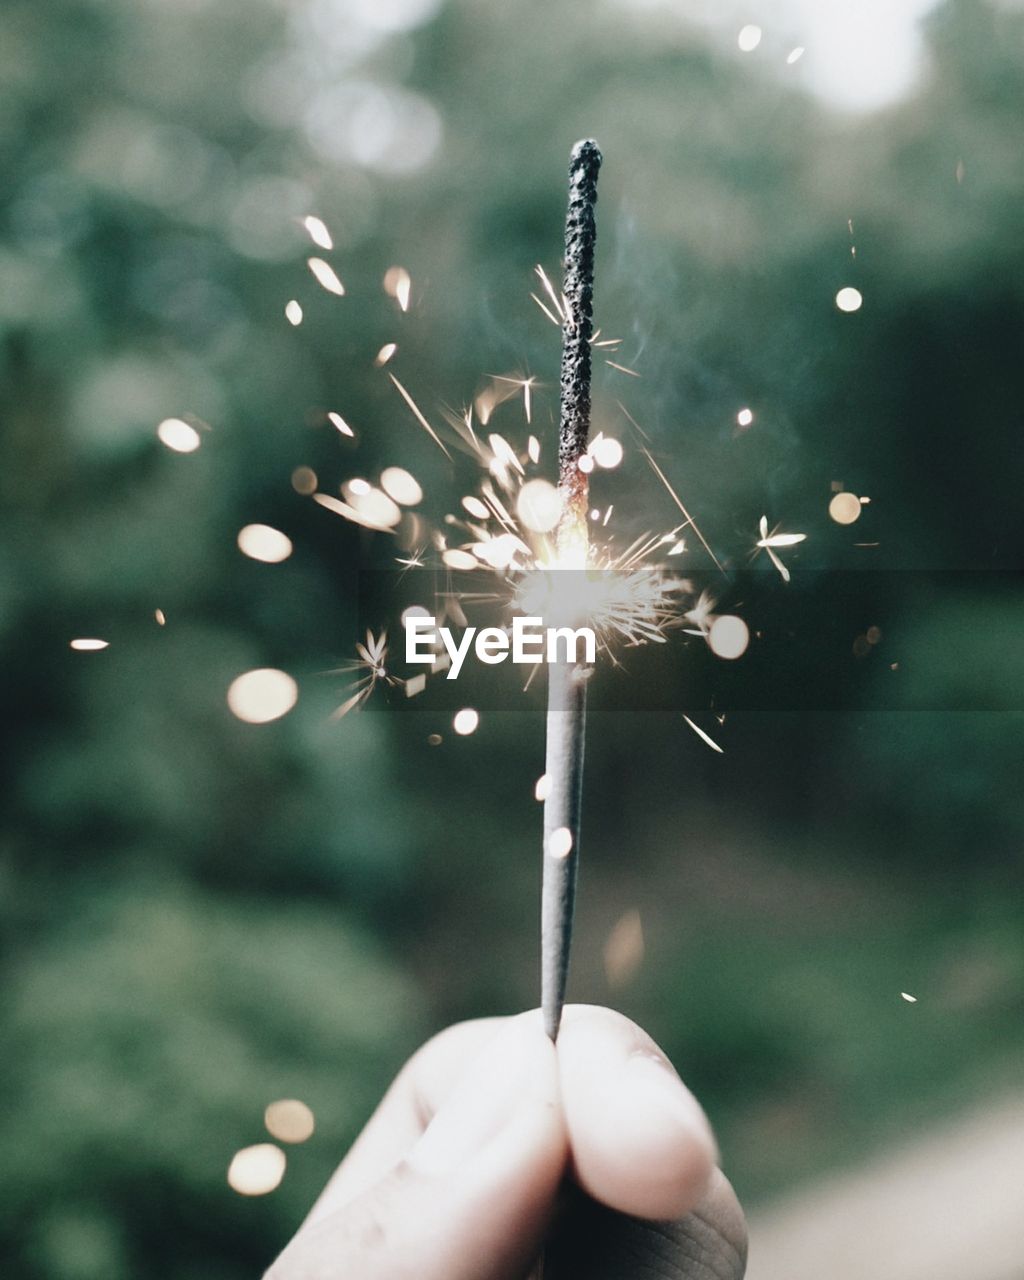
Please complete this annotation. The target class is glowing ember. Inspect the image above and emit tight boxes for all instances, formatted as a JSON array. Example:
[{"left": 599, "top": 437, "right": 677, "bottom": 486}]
[
  {"left": 738, "top": 24, "right": 762, "bottom": 51},
  {"left": 237, "top": 524, "right": 293, "bottom": 563},
  {"left": 264, "top": 1099, "right": 315, "bottom": 1144},
  {"left": 835, "top": 286, "right": 863, "bottom": 313},
  {"left": 901, "top": 992, "right": 918, "bottom": 1003},
  {"left": 285, "top": 300, "right": 303, "bottom": 326},
  {"left": 829, "top": 491, "right": 862, "bottom": 525},
  {"left": 307, "top": 257, "right": 345, "bottom": 296},
  {"left": 708, "top": 614, "right": 750, "bottom": 660},
  {"left": 154, "top": 609, "right": 166, "bottom": 626},
  {"left": 291, "top": 466, "right": 317, "bottom": 495},
  {"left": 375, "top": 342, "right": 398, "bottom": 366},
  {"left": 380, "top": 467, "right": 423, "bottom": 506},
  {"left": 157, "top": 418, "right": 201, "bottom": 453},
  {"left": 427, "top": 733, "right": 442, "bottom": 746},
  {"left": 737, "top": 407, "right": 754, "bottom": 427},
  {"left": 547, "top": 826, "right": 573, "bottom": 859},
  {"left": 227, "top": 1144, "right": 286, "bottom": 1196},
  {"left": 383, "top": 266, "right": 412, "bottom": 312},
  {"left": 452, "top": 707, "right": 479, "bottom": 736},
  {"left": 534, "top": 774, "right": 550, "bottom": 802},
  {"left": 328, "top": 412, "right": 355, "bottom": 438},
  {"left": 227, "top": 669, "right": 298, "bottom": 724},
  {"left": 70, "top": 638, "right": 109, "bottom": 651}
]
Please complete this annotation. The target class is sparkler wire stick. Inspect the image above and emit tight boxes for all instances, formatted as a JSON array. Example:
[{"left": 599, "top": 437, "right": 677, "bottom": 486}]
[{"left": 541, "top": 139, "right": 601, "bottom": 1042}]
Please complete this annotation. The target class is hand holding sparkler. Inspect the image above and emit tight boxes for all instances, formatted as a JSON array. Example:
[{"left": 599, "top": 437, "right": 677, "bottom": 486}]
[{"left": 265, "top": 1006, "right": 746, "bottom": 1280}]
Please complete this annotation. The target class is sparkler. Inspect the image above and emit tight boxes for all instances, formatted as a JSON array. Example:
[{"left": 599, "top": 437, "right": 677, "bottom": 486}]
[
  {"left": 541, "top": 139, "right": 602, "bottom": 1042},
  {"left": 307, "top": 144, "right": 815, "bottom": 1039}
]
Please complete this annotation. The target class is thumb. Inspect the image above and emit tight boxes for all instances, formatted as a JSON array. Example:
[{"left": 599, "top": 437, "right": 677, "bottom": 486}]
[{"left": 266, "top": 1014, "right": 567, "bottom": 1280}]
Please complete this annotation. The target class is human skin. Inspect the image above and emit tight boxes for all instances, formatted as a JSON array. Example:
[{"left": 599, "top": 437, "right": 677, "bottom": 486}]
[{"left": 266, "top": 1005, "right": 747, "bottom": 1280}]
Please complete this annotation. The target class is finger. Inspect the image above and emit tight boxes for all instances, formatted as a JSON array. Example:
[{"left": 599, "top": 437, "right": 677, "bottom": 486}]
[
  {"left": 303, "top": 1016, "right": 506, "bottom": 1226},
  {"left": 542, "top": 1168, "right": 748, "bottom": 1280},
  {"left": 268, "top": 1013, "right": 567, "bottom": 1280},
  {"left": 555, "top": 1005, "right": 718, "bottom": 1220}
]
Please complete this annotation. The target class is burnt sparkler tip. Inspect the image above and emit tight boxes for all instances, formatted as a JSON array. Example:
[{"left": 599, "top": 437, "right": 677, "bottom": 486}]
[{"left": 570, "top": 139, "right": 603, "bottom": 173}]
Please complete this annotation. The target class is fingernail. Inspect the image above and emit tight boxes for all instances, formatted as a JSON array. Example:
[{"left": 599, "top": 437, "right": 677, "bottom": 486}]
[
  {"left": 408, "top": 1016, "right": 549, "bottom": 1176},
  {"left": 623, "top": 1053, "right": 719, "bottom": 1162}
]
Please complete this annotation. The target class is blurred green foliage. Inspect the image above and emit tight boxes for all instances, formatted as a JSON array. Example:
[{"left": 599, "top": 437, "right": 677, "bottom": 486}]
[{"left": 1, "top": 0, "right": 1022, "bottom": 1275}]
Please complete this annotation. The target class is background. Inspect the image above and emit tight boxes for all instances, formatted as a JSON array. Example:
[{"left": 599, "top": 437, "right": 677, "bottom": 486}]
[{"left": 2, "top": 1, "right": 1022, "bottom": 1276}]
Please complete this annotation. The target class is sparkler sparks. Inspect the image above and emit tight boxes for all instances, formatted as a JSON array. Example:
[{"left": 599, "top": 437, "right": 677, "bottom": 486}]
[
  {"left": 757, "top": 515, "right": 807, "bottom": 582},
  {"left": 328, "top": 411, "right": 355, "bottom": 438},
  {"left": 383, "top": 266, "right": 412, "bottom": 312},
  {"left": 332, "top": 630, "right": 401, "bottom": 718},
  {"left": 302, "top": 215, "right": 333, "bottom": 251},
  {"left": 683, "top": 714, "right": 725, "bottom": 754},
  {"left": 307, "top": 257, "right": 345, "bottom": 296},
  {"left": 295, "top": 145, "right": 818, "bottom": 1048}
]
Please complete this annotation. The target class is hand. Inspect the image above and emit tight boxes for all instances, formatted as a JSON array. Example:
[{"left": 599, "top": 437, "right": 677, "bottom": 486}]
[{"left": 266, "top": 1005, "right": 747, "bottom": 1279}]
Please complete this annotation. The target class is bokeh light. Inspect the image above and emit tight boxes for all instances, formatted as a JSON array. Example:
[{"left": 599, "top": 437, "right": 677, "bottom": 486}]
[
  {"left": 708, "top": 614, "right": 750, "bottom": 660},
  {"left": 591, "top": 436, "right": 623, "bottom": 469},
  {"left": 264, "top": 1099, "right": 315, "bottom": 1144},
  {"left": 452, "top": 707, "right": 479, "bottom": 736},
  {"left": 237, "top": 524, "right": 293, "bottom": 563},
  {"left": 227, "top": 1144, "right": 286, "bottom": 1196},
  {"left": 156, "top": 418, "right": 201, "bottom": 453},
  {"left": 516, "top": 479, "right": 560, "bottom": 533},
  {"left": 829, "top": 491, "right": 863, "bottom": 524},
  {"left": 547, "top": 827, "right": 573, "bottom": 859},
  {"left": 291, "top": 466, "right": 318, "bottom": 495},
  {"left": 227, "top": 669, "right": 298, "bottom": 724},
  {"left": 380, "top": 467, "right": 423, "bottom": 506}
]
